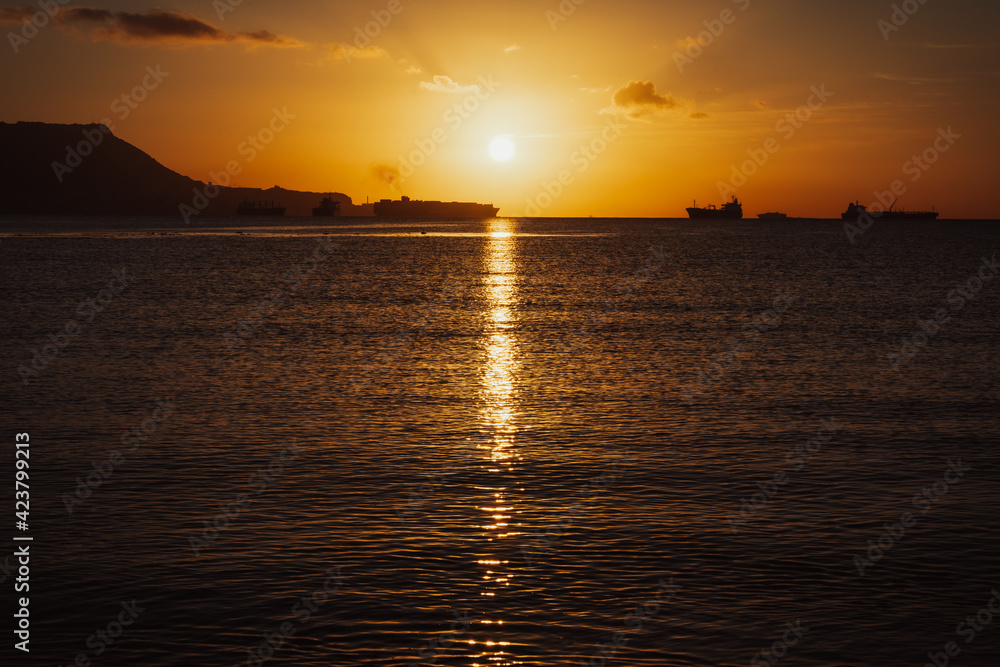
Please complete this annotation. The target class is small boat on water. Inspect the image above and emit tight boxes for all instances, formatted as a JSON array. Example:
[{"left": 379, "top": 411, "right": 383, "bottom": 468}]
[
  {"left": 237, "top": 200, "right": 285, "bottom": 216},
  {"left": 757, "top": 212, "right": 789, "bottom": 220},
  {"left": 687, "top": 196, "right": 743, "bottom": 219}
]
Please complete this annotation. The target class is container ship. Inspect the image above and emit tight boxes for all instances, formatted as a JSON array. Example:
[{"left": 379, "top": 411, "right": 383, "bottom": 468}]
[
  {"left": 842, "top": 201, "right": 938, "bottom": 221},
  {"left": 237, "top": 200, "right": 285, "bottom": 216},
  {"left": 687, "top": 197, "right": 743, "bottom": 219},
  {"left": 374, "top": 196, "right": 499, "bottom": 218}
]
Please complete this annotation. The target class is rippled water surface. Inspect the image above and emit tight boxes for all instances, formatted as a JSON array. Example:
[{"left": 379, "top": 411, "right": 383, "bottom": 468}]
[{"left": 1, "top": 217, "right": 999, "bottom": 666}]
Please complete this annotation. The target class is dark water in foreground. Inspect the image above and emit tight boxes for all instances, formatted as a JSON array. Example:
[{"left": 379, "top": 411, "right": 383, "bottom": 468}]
[{"left": 1, "top": 217, "right": 999, "bottom": 667}]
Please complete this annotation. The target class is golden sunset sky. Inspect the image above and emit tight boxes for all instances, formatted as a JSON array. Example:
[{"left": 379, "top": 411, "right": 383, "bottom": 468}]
[{"left": 1, "top": 0, "right": 998, "bottom": 217}]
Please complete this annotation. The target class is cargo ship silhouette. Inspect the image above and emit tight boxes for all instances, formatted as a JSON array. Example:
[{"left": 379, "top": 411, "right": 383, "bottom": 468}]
[
  {"left": 842, "top": 201, "right": 939, "bottom": 221},
  {"left": 374, "top": 196, "right": 499, "bottom": 218},
  {"left": 687, "top": 197, "right": 743, "bottom": 219},
  {"left": 237, "top": 200, "right": 285, "bottom": 216},
  {"left": 312, "top": 195, "right": 340, "bottom": 217}
]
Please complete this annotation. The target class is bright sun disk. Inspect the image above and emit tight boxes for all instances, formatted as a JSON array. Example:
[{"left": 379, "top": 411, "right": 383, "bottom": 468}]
[{"left": 489, "top": 136, "right": 515, "bottom": 162}]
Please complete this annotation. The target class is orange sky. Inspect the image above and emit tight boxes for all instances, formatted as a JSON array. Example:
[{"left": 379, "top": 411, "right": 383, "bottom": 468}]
[{"left": 1, "top": 0, "right": 998, "bottom": 217}]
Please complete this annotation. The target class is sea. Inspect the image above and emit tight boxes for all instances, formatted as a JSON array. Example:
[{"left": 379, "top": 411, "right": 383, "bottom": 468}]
[{"left": 1, "top": 216, "right": 998, "bottom": 667}]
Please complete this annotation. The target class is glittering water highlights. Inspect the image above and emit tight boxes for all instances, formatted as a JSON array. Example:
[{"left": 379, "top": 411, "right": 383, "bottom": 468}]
[{"left": 1, "top": 216, "right": 999, "bottom": 666}]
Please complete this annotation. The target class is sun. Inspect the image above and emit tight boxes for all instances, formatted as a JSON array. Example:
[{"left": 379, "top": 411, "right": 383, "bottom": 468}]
[{"left": 489, "top": 136, "right": 515, "bottom": 162}]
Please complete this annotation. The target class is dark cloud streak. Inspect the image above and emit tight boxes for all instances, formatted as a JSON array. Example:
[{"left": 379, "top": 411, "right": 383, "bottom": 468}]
[{"left": 0, "top": 5, "right": 300, "bottom": 48}]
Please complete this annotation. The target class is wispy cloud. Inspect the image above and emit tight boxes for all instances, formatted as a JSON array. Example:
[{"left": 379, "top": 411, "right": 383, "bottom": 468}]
[
  {"left": 0, "top": 6, "right": 302, "bottom": 48},
  {"left": 419, "top": 75, "right": 479, "bottom": 94},
  {"left": 871, "top": 72, "right": 957, "bottom": 85},
  {"left": 503, "top": 44, "right": 521, "bottom": 55},
  {"left": 921, "top": 43, "right": 993, "bottom": 49}
]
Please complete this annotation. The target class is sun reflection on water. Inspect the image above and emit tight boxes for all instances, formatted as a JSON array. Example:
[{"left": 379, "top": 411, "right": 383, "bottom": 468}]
[{"left": 474, "top": 219, "right": 523, "bottom": 666}]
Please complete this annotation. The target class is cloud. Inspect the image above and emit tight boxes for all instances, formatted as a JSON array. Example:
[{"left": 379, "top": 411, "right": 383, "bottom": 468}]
[
  {"left": 370, "top": 163, "right": 402, "bottom": 191},
  {"left": 503, "top": 44, "right": 521, "bottom": 55},
  {"left": 0, "top": 6, "right": 302, "bottom": 47},
  {"left": 0, "top": 6, "right": 33, "bottom": 22},
  {"left": 690, "top": 111, "right": 709, "bottom": 119},
  {"left": 871, "top": 72, "right": 954, "bottom": 85},
  {"left": 607, "top": 80, "right": 681, "bottom": 119},
  {"left": 921, "top": 43, "right": 992, "bottom": 49},
  {"left": 326, "top": 42, "right": 391, "bottom": 62},
  {"left": 751, "top": 99, "right": 770, "bottom": 110},
  {"left": 419, "top": 75, "right": 479, "bottom": 94}
]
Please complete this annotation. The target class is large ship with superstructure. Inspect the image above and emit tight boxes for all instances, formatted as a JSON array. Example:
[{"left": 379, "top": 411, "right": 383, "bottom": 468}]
[
  {"left": 842, "top": 200, "right": 938, "bottom": 221},
  {"left": 374, "top": 196, "right": 499, "bottom": 218},
  {"left": 687, "top": 197, "right": 743, "bottom": 219}
]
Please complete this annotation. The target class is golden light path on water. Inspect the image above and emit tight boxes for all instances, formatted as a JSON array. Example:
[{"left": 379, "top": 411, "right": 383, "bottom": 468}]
[{"left": 472, "top": 221, "right": 522, "bottom": 666}]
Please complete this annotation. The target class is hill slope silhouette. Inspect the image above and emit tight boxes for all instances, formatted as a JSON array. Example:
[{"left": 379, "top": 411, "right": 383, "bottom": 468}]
[{"left": 0, "top": 121, "right": 369, "bottom": 217}]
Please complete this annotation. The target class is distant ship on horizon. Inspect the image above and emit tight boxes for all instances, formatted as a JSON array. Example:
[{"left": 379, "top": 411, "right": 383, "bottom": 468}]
[
  {"left": 757, "top": 211, "right": 789, "bottom": 220},
  {"left": 374, "top": 196, "right": 499, "bottom": 218},
  {"left": 312, "top": 195, "right": 340, "bottom": 217},
  {"left": 842, "top": 201, "right": 939, "bottom": 221},
  {"left": 687, "top": 197, "right": 743, "bottom": 219},
  {"left": 237, "top": 200, "right": 285, "bottom": 216}
]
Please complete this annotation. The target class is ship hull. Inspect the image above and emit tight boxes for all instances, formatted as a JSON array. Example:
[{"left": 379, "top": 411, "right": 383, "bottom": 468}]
[
  {"left": 237, "top": 208, "right": 285, "bottom": 216},
  {"left": 841, "top": 212, "right": 939, "bottom": 221},
  {"left": 687, "top": 208, "right": 743, "bottom": 220},
  {"left": 374, "top": 201, "right": 499, "bottom": 218}
]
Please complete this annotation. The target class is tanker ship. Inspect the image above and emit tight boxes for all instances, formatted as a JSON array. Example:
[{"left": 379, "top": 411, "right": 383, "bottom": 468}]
[
  {"left": 687, "top": 196, "right": 743, "bottom": 219},
  {"left": 842, "top": 201, "right": 939, "bottom": 221},
  {"left": 374, "top": 196, "right": 499, "bottom": 218}
]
